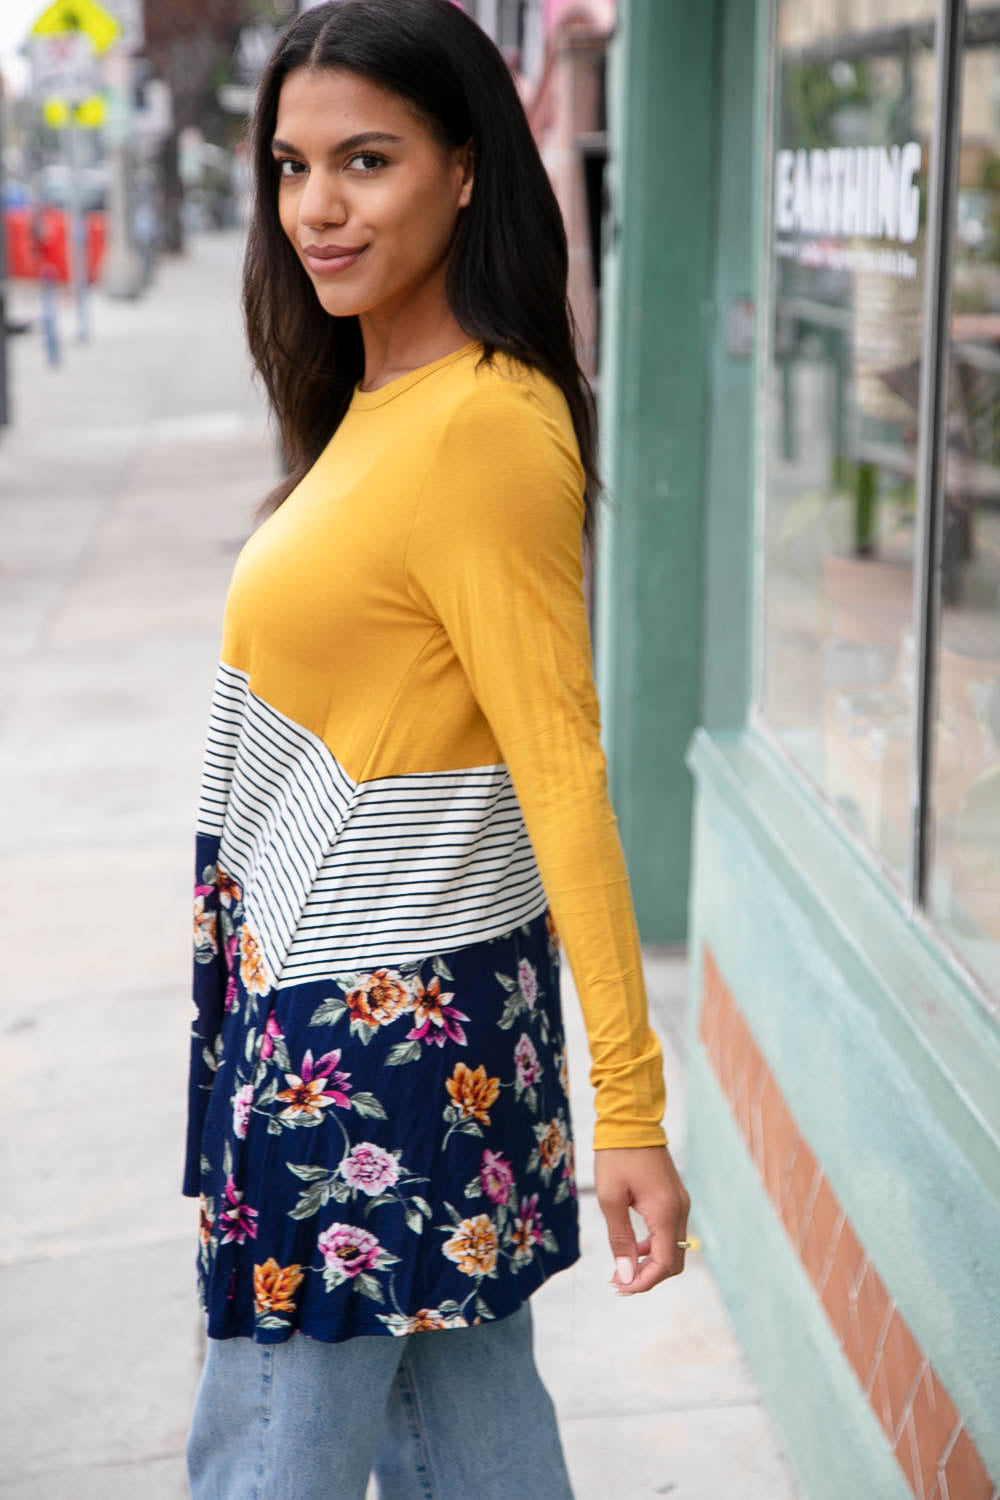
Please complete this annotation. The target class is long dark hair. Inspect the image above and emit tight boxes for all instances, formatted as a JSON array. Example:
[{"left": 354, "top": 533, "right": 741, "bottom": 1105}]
[{"left": 243, "top": 0, "right": 600, "bottom": 544}]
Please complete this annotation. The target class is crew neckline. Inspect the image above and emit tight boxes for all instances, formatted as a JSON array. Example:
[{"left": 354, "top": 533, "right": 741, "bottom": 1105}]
[{"left": 350, "top": 340, "right": 482, "bottom": 409}]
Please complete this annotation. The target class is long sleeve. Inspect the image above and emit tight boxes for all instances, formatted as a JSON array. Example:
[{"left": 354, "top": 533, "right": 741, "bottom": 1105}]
[{"left": 404, "top": 377, "right": 667, "bottom": 1150}]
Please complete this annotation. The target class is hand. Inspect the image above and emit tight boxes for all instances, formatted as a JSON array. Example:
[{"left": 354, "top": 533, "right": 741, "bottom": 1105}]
[{"left": 594, "top": 1145, "right": 691, "bottom": 1296}]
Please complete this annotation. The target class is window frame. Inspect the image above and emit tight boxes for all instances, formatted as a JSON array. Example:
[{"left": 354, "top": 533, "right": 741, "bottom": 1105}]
[{"left": 751, "top": 0, "right": 1000, "bottom": 1015}]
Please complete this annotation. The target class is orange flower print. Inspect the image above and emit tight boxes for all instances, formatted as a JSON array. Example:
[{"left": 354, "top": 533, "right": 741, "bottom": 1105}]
[
  {"left": 193, "top": 895, "right": 218, "bottom": 955},
  {"left": 216, "top": 865, "right": 243, "bottom": 909},
  {"left": 406, "top": 974, "right": 469, "bottom": 1047},
  {"left": 545, "top": 908, "right": 559, "bottom": 947},
  {"left": 408, "top": 1307, "right": 468, "bottom": 1332},
  {"left": 442, "top": 1214, "right": 499, "bottom": 1277},
  {"left": 537, "top": 1116, "right": 568, "bottom": 1173},
  {"left": 254, "top": 1258, "right": 304, "bottom": 1315},
  {"left": 276, "top": 1048, "right": 352, "bottom": 1119},
  {"left": 344, "top": 969, "right": 414, "bottom": 1030},
  {"left": 198, "top": 1193, "right": 213, "bottom": 1248},
  {"left": 239, "top": 924, "right": 271, "bottom": 997},
  {"left": 446, "top": 1063, "right": 500, "bottom": 1126}
]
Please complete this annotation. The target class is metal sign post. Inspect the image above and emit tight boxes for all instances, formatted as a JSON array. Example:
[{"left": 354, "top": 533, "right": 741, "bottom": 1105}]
[{"left": 0, "top": 74, "right": 10, "bottom": 427}]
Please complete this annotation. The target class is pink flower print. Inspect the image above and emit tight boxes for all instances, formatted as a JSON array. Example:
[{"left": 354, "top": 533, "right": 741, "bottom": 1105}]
[
  {"left": 232, "top": 1083, "right": 254, "bottom": 1140},
  {"left": 517, "top": 958, "right": 537, "bottom": 1008},
  {"left": 479, "top": 1148, "right": 515, "bottom": 1205},
  {"left": 340, "top": 1143, "right": 400, "bottom": 1196},
  {"left": 275, "top": 1049, "right": 352, "bottom": 1119},
  {"left": 218, "top": 1175, "right": 259, "bottom": 1245},
  {"left": 511, "top": 1193, "right": 544, "bottom": 1263},
  {"left": 260, "top": 1013, "right": 284, "bottom": 1062},
  {"left": 317, "top": 1222, "right": 381, "bottom": 1281},
  {"left": 224, "top": 975, "right": 238, "bottom": 1014},
  {"left": 224, "top": 932, "right": 238, "bottom": 975},
  {"left": 406, "top": 975, "right": 470, "bottom": 1048},
  {"left": 513, "top": 1033, "right": 540, "bottom": 1091}
]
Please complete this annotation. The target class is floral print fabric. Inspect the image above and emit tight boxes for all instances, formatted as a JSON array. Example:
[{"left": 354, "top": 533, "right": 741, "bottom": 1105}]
[{"left": 184, "top": 833, "right": 580, "bottom": 1343}]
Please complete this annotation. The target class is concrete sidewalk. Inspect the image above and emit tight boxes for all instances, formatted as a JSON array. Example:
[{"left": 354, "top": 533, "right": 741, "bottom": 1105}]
[{"left": 0, "top": 235, "right": 799, "bottom": 1499}]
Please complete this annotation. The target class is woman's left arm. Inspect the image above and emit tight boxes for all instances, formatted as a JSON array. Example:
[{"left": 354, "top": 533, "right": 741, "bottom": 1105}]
[{"left": 405, "top": 380, "right": 689, "bottom": 1291}]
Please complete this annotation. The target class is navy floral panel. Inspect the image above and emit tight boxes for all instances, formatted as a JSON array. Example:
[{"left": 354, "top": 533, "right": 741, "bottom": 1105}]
[{"left": 184, "top": 834, "right": 581, "bottom": 1342}]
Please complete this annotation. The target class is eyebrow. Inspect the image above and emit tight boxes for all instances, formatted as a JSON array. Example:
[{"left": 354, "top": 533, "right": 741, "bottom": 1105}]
[{"left": 271, "top": 130, "right": 404, "bottom": 157}]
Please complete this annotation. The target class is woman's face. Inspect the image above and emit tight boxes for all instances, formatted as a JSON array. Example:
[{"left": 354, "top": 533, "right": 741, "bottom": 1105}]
[{"left": 272, "top": 67, "right": 474, "bottom": 322}]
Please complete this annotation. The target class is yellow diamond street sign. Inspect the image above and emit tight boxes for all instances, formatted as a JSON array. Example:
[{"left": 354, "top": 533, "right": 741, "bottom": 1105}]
[{"left": 31, "top": 0, "right": 121, "bottom": 55}]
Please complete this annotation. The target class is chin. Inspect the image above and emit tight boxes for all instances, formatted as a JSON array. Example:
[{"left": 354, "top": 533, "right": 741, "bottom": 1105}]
[{"left": 309, "top": 282, "right": 369, "bottom": 319}]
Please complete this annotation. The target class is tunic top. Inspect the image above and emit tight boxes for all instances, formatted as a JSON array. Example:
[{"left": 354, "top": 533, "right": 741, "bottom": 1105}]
[{"left": 183, "top": 340, "right": 667, "bottom": 1343}]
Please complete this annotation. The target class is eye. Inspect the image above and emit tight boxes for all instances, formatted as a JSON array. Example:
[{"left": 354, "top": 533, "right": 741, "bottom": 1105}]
[
  {"left": 346, "top": 151, "right": 388, "bottom": 174},
  {"left": 275, "top": 158, "right": 306, "bottom": 178}
]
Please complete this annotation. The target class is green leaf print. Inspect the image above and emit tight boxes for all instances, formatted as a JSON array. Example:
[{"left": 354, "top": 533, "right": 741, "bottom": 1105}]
[
  {"left": 309, "top": 997, "right": 348, "bottom": 1027},
  {"left": 255, "top": 1315, "right": 290, "bottom": 1331},
  {"left": 494, "top": 971, "right": 518, "bottom": 993},
  {"left": 287, "top": 1163, "right": 332, "bottom": 1182},
  {"left": 244, "top": 1028, "right": 257, "bottom": 1065},
  {"left": 410, "top": 1197, "right": 433, "bottom": 1219},
  {"left": 222, "top": 1140, "right": 233, "bottom": 1178},
  {"left": 352, "top": 1263, "right": 393, "bottom": 1294},
  {"left": 498, "top": 995, "right": 524, "bottom": 1031},
  {"left": 288, "top": 1183, "right": 329, "bottom": 1220},
  {"left": 404, "top": 1207, "right": 424, "bottom": 1235},
  {"left": 474, "top": 1296, "right": 496, "bottom": 1321},
  {"left": 464, "top": 1175, "right": 483, "bottom": 1199},
  {"left": 386, "top": 1041, "right": 421, "bottom": 1067},
  {"left": 201, "top": 863, "right": 217, "bottom": 884},
  {"left": 351, "top": 1092, "right": 388, "bottom": 1120},
  {"left": 542, "top": 1229, "right": 559, "bottom": 1254},
  {"left": 257, "top": 1078, "right": 277, "bottom": 1109},
  {"left": 201, "top": 1047, "right": 219, "bottom": 1073},
  {"left": 432, "top": 954, "right": 455, "bottom": 982}
]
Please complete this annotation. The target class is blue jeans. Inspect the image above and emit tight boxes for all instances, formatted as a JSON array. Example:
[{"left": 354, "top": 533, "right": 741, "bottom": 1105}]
[{"left": 187, "top": 1301, "right": 575, "bottom": 1499}]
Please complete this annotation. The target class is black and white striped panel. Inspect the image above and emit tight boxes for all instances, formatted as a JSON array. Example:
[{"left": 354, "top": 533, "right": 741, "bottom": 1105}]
[
  {"left": 278, "top": 765, "right": 548, "bottom": 983},
  {"left": 195, "top": 663, "right": 549, "bottom": 987},
  {"left": 195, "top": 663, "right": 356, "bottom": 982}
]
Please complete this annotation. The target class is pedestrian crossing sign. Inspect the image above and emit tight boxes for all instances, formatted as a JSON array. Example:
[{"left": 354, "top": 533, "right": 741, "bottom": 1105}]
[{"left": 31, "top": 0, "right": 121, "bottom": 56}]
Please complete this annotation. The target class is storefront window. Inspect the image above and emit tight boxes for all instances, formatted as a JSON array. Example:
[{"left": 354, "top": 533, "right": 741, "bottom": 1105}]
[
  {"left": 928, "top": 3, "right": 1000, "bottom": 994},
  {"left": 760, "top": 1, "right": 938, "bottom": 881},
  {"left": 760, "top": 0, "right": 1000, "bottom": 998}
]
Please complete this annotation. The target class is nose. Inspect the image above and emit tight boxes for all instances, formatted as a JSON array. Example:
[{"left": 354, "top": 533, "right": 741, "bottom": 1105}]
[{"left": 298, "top": 167, "right": 348, "bottom": 230}]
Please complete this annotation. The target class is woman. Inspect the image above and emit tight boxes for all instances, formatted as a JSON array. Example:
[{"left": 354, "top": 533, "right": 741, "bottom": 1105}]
[{"left": 184, "top": 2, "right": 690, "bottom": 1495}]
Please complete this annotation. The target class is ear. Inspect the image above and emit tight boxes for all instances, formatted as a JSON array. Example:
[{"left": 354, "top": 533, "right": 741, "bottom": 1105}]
[{"left": 456, "top": 136, "right": 475, "bottom": 209}]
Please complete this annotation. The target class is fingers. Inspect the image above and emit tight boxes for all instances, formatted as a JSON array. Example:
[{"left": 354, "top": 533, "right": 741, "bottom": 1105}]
[
  {"left": 615, "top": 1203, "right": 688, "bottom": 1298},
  {"left": 599, "top": 1188, "right": 639, "bottom": 1288}
]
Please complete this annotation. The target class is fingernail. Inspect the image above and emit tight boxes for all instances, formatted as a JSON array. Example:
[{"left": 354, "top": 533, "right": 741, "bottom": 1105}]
[{"left": 615, "top": 1256, "right": 634, "bottom": 1286}]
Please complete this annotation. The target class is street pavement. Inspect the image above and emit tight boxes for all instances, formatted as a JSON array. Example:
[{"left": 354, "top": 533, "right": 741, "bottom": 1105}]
[{"left": 0, "top": 233, "right": 799, "bottom": 1499}]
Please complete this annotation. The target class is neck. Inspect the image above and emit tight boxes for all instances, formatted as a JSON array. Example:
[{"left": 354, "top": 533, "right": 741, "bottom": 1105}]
[{"left": 357, "top": 268, "right": 472, "bottom": 392}]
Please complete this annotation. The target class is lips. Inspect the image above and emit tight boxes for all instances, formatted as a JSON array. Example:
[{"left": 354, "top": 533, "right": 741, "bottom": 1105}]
[{"left": 301, "top": 243, "right": 368, "bottom": 276}]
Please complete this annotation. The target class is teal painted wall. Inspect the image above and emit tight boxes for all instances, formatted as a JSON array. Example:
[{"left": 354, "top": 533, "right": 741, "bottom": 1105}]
[
  {"left": 596, "top": 0, "right": 761, "bottom": 936},
  {"left": 700, "top": 0, "right": 761, "bottom": 731},
  {"left": 685, "top": 732, "right": 1000, "bottom": 1496},
  {"left": 596, "top": 0, "right": 718, "bottom": 942}
]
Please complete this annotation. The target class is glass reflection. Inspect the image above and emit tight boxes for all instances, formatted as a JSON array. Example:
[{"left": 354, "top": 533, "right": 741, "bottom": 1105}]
[
  {"left": 929, "top": 3, "right": 1000, "bottom": 995},
  {"left": 761, "top": 1, "right": 938, "bottom": 879}
]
